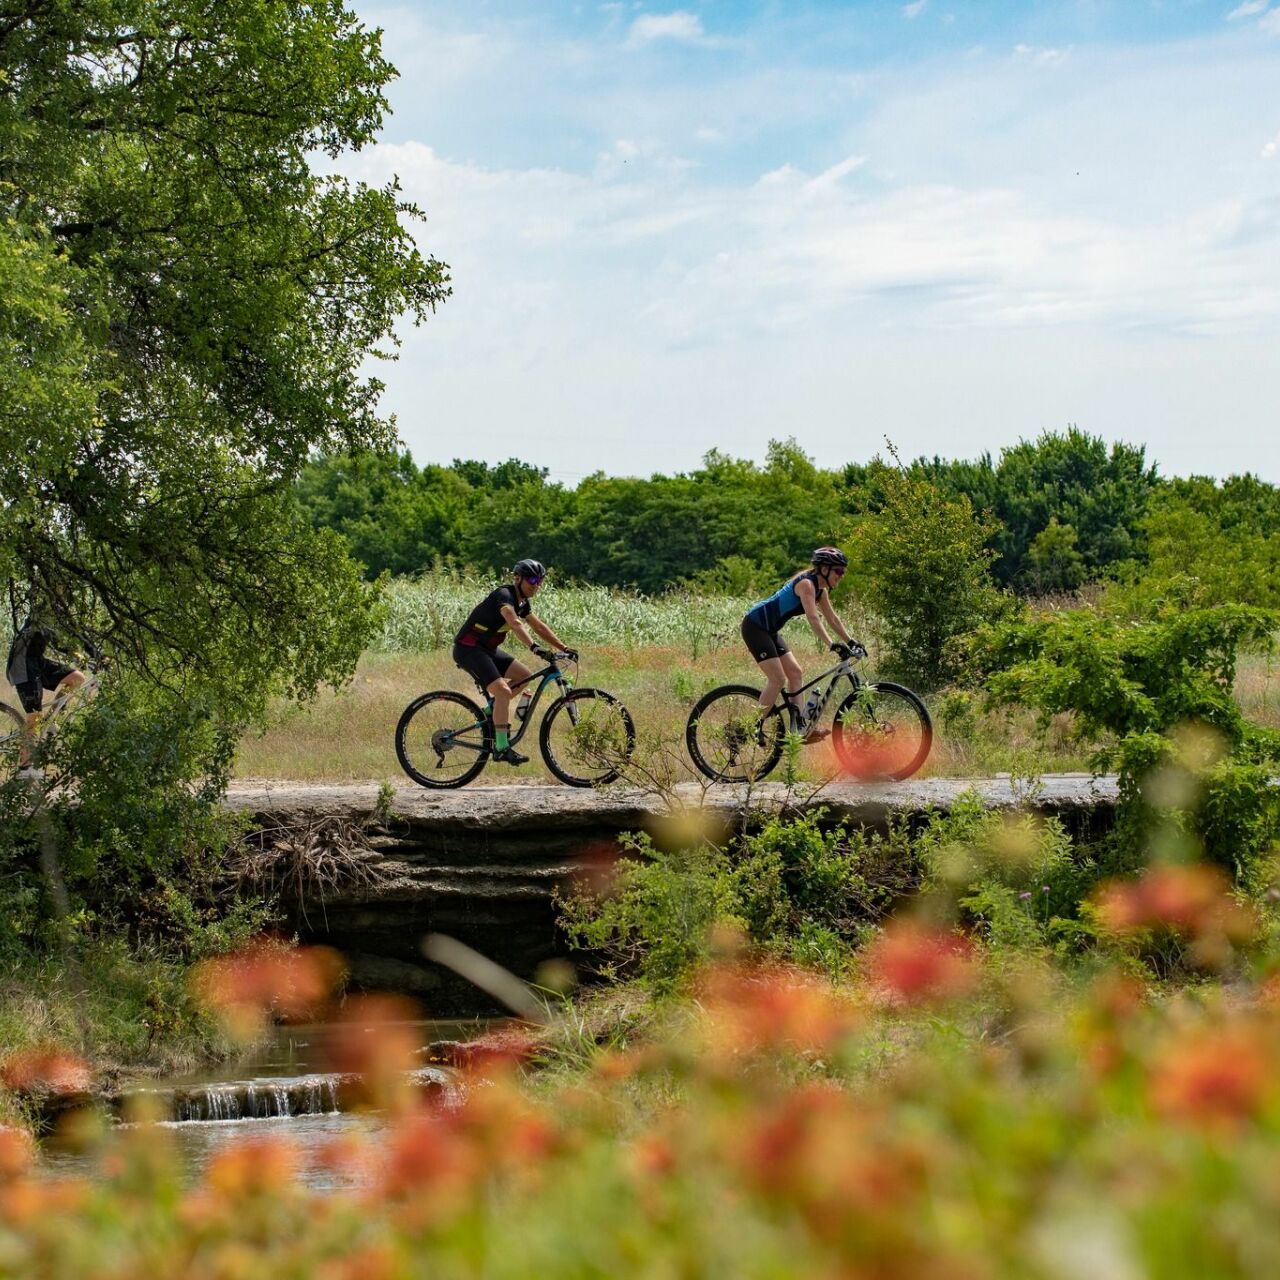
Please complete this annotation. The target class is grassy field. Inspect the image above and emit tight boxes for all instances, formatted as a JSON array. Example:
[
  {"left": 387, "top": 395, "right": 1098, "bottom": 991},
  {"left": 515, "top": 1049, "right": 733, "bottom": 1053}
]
[
  {"left": 7, "top": 574, "right": 1277, "bottom": 785},
  {"left": 231, "top": 643, "right": 1280, "bottom": 785}
]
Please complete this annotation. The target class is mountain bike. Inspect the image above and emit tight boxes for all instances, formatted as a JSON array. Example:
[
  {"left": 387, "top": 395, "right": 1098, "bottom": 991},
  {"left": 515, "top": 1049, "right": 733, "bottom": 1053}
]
[
  {"left": 395, "top": 650, "right": 636, "bottom": 789},
  {"left": 685, "top": 644, "right": 931, "bottom": 784}
]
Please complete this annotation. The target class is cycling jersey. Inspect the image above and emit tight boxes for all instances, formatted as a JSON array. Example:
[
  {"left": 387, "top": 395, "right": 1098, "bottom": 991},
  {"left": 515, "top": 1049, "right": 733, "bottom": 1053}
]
[
  {"left": 6, "top": 618, "right": 73, "bottom": 714},
  {"left": 454, "top": 585, "right": 530, "bottom": 651},
  {"left": 5, "top": 618, "right": 57, "bottom": 687},
  {"left": 744, "top": 571, "right": 825, "bottom": 633}
]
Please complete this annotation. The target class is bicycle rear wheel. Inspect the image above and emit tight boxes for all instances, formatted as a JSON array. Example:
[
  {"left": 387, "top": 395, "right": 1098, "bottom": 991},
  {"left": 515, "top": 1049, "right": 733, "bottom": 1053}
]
[
  {"left": 831, "top": 682, "right": 932, "bottom": 781},
  {"left": 685, "top": 684, "right": 785, "bottom": 783},
  {"left": 396, "top": 691, "right": 491, "bottom": 789},
  {"left": 540, "top": 688, "right": 635, "bottom": 787}
]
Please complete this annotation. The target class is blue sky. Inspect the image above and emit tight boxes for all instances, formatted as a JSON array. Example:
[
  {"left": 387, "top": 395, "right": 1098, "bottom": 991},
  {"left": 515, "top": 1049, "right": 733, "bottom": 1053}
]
[{"left": 341, "top": 1, "right": 1280, "bottom": 481}]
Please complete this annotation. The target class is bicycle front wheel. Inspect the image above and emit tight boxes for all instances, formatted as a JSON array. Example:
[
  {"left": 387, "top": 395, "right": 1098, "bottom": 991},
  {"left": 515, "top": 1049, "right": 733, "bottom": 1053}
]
[
  {"left": 540, "top": 688, "right": 635, "bottom": 787},
  {"left": 685, "top": 684, "right": 785, "bottom": 783},
  {"left": 1, "top": 702, "right": 25, "bottom": 780},
  {"left": 831, "top": 682, "right": 932, "bottom": 781},
  {"left": 396, "top": 691, "right": 491, "bottom": 789}
]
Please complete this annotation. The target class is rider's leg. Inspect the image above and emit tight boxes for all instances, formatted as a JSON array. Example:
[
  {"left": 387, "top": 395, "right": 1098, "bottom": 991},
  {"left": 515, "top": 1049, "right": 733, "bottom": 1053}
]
[
  {"left": 756, "top": 652, "right": 803, "bottom": 710},
  {"left": 487, "top": 677, "right": 514, "bottom": 748}
]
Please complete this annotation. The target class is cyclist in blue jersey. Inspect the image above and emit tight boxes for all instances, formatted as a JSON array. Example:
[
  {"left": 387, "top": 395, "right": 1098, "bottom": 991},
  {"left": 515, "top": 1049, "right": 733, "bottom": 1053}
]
[
  {"left": 741, "top": 547, "right": 860, "bottom": 741},
  {"left": 452, "top": 559, "right": 576, "bottom": 766}
]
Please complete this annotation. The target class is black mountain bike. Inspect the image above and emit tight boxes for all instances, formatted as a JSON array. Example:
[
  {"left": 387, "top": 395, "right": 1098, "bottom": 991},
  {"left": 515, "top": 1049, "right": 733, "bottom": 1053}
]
[
  {"left": 685, "top": 645, "right": 931, "bottom": 783},
  {"left": 396, "top": 650, "right": 636, "bottom": 789}
]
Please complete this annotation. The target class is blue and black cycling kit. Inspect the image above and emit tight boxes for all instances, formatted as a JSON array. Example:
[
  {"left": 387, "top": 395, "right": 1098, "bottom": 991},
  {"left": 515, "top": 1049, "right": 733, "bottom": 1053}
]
[
  {"left": 745, "top": 572, "right": 825, "bottom": 632},
  {"left": 741, "top": 572, "right": 827, "bottom": 662}
]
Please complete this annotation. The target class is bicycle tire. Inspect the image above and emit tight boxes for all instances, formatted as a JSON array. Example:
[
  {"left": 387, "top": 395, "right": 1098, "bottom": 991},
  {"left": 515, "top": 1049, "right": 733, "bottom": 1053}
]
[
  {"left": 831, "top": 681, "right": 932, "bottom": 781},
  {"left": 395, "top": 690, "right": 491, "bottom": 789},
  {"left": 685, "top": 684, "right": 786, "bottom": 783},
  {"left": 539, "top": 688, "right": 636, "bottom": 787},
  {"left": 1, "top": 702, "right": 25, "bottom": 779}
]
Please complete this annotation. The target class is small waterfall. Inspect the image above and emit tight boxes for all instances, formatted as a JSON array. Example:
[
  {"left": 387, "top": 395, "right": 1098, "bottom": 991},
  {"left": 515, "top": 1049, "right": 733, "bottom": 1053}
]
[
  {"left": 166, "top": 1074, "right": 345, "bottom": 1123},
  {"left": 125, "top": 1066, "right": 449, "bottom": 1124}
]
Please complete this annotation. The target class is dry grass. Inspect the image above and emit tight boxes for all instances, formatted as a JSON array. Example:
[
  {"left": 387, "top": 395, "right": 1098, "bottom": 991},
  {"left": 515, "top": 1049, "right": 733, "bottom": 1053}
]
[{"left": 234, "top": 644, "right": 1280, "bottom": 785}]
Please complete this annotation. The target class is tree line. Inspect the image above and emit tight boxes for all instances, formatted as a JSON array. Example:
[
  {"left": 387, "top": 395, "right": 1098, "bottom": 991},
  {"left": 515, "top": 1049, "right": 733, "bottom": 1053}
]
[{"left": 294, "top": 429, "right": 1280, "bottom": 602}]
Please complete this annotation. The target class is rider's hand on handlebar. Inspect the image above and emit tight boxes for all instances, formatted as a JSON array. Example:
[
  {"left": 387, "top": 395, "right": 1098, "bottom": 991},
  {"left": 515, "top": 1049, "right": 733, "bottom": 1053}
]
[
  {"left": 531, "top": 644, "right": 553, "bottom": 660},
  {"left": 831, "top": 641, "right": 852, "bottom": 660},
  {"left": 561, "top": 647, "right": 579, "bottom": 663}
]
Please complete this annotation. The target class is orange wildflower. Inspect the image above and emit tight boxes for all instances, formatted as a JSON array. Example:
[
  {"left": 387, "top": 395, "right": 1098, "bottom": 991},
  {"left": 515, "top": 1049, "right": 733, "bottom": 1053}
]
[
  {"left": 205, "top": 1135, "right": 297, "bottom": 1199},
  {"left": 0, "top": 1128, "right": 34, "bottom": 1182},
  {"left": 326, "top": 993, "right": 423, "bottom": 1113},
  {"left": 864, "top": 921, "right": 978, "bottom": 1005},
  {"left": 190, "top": 940, "right": 344, "bottom": 1039},
  {"left": 0, "top": 1046, "right": 91, "bottom": 1096},
  {"left": 1149, "top": 1025, "right": 1271, "bottom": 1131},
  {"left": 1095, "top": 864, "right": 1255, "bottom": 943},
  {"left": 699, "top": 964, "right": 856, "bottom": 1057}
]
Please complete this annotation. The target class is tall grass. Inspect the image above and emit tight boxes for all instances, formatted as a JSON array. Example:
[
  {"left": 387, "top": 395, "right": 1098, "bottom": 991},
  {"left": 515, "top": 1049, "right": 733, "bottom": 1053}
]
[{"left": 375, "top": 573, "right": 765, "bottom": 658}]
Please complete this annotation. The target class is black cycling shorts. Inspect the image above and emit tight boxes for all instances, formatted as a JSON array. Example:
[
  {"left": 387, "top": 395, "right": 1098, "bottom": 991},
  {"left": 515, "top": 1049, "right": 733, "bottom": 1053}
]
[
  {"left": 12, "top": 657, "right": 76, "bottom": 715},
  {"left": 452, "top": 642, "right": 517, "bottom": 693},
  {"left": 741, "top": 617, "right": 790, "bottom": 663}
]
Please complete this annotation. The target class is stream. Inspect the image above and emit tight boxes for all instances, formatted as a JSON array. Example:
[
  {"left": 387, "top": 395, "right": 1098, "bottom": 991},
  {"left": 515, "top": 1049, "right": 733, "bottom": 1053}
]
[{"left": 40, "top": 1018, "right": 479, "bottom": 1189}]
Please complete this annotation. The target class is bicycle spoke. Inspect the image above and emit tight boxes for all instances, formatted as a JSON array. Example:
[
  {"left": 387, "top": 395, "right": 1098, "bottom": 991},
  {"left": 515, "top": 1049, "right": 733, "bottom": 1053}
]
[
  {"left": 396, "top": 692, "right": 490, "bottom": 789},
  {"left": 833, "top": 683, "right": 932, "bottom": 781},
  {"left": 541, "top": 690, "right": 635, "bottom": 787},
  {"left": 686, "top": 686, "right": 784, "bottom": 783}
]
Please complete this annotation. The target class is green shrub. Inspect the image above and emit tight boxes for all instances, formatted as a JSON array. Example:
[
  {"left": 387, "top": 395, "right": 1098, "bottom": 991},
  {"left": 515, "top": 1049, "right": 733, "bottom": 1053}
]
[{"left": 844, "top": 453, "right": 1014, "bottom": 690}]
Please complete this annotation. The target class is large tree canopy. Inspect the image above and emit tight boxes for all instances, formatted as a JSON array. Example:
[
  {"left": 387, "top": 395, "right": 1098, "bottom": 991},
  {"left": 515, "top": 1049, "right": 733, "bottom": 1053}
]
[{"left": 1, "top": 0, "right": 449, "bottom": 709}]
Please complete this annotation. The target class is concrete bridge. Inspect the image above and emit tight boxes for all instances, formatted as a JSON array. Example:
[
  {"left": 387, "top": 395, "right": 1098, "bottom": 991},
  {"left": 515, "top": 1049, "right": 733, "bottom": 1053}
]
[{"left": 224, "top": 775, "right": 1119, "bottom": 1010}]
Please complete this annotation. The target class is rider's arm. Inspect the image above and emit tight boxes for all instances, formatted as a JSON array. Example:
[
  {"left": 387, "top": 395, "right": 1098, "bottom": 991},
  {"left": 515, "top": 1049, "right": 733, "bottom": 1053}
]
[
  {"left": 817, "top": 593, "right": 853, "bottom": 645},
  {"left": 795, "top": 578, "right": 836, "bottom": 649},
  {"left": 527, "top": 613, "right": 568, "bottom": 652},
  {"left": 500, "top": 606, "right": 567, "bottom": 654}
]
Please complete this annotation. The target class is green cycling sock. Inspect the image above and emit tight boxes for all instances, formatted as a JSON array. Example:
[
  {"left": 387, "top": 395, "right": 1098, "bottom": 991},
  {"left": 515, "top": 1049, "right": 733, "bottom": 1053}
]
[{"left": 495, "top": 726, "right": 510, "bottom": 751}]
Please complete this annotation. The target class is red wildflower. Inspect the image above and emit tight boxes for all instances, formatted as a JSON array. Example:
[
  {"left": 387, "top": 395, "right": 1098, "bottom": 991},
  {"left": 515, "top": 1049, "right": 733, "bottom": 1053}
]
[
  {"left": 1095, "top": 864, "right": 1255, "bottom": 943},
  {"left": 1149, "top": 1026, "right": 1271, "bottom": 1131},
  {"left": 864, "top": 921, "right": 978, "bottom": 1005},
  {"left": 0, "top": 1046, "right": 91, "bottom": 1096}
]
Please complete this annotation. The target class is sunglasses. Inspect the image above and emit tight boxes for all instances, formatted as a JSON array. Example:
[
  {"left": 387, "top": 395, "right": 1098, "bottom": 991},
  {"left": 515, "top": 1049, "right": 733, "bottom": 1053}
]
[{"left": 524, "top": 575, "right": 545, "bottom": 587}]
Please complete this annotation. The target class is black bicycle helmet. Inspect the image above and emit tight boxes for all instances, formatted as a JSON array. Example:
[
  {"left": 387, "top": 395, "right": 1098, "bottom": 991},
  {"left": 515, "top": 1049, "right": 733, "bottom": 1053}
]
[
  {"left": 512, "top": 558, "right": 546, "bottom": 580},
  {"left": 811, "top": 546, "right": 848, "bottom": 568}
]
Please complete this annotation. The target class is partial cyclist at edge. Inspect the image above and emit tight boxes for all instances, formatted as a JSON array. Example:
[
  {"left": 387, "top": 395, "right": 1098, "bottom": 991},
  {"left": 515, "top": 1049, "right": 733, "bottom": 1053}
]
[
  {"left": 4, "top": 603, "right": 89, "bottom": 772},
  {"left": 741, "top": 546, "right": 862, "bottom": 742},
  {"left": 452, "top": 559, "right": 576, "bottom": 766}
]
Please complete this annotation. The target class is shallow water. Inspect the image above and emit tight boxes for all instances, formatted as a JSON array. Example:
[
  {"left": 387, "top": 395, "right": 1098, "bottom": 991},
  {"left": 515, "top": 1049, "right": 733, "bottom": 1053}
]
[{"left": 40, "top": 1018, "right": 480, "bottom": 1189}]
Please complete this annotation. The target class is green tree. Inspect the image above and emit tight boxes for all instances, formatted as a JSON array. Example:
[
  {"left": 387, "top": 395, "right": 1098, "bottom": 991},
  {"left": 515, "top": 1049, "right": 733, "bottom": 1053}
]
[
  {"left": 1, "top": 0, "right": 448, "bottom": 711},
  {"left": 845, "top": 455, "right": 1012, "bottom": 690},
  {"left": 1025, "top": 518, "right": 1086, "bottom": 594},
  {"left": 1, "top": 1, "right": 448, "bottom": 948}
]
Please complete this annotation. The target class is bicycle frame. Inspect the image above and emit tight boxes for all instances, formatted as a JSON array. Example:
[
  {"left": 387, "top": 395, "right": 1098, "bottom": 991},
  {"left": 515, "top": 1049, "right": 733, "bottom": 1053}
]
[
  {"left": 780, "top": 657, "right": 863, "bottom": 733},
  {"left": 450, "top": 660, "right": 575, "bottom": 756}
]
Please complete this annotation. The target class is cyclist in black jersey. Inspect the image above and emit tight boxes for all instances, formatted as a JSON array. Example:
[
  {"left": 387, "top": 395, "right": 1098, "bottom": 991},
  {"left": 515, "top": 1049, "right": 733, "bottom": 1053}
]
[
  {"left": 5, "top": 611, "right": 88, "bottom": 770},
  {"left": 741, "top": 547, "right": 859, "bottom": 742},
  {"left": 452, "top": 559, "right": 575, "bottom": 765}
]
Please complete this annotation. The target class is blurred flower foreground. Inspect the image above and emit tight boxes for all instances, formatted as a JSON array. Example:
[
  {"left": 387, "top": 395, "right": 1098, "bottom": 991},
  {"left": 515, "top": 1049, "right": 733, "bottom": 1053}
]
[{"left": 5, "top": 881, "right": 1280, "bottom": 1280}]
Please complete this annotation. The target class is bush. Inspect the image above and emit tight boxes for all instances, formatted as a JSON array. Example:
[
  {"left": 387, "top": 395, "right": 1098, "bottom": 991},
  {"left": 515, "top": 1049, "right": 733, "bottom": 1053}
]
[
  {"left": 559, "top": 812, "right": 923, "bottom": 990},
  {"left": 844, "top": 454, "right": 1014, "bottom": 690}
]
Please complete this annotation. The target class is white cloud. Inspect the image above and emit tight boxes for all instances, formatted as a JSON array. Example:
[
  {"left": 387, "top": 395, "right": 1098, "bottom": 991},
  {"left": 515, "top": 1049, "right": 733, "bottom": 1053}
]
[
  {"left": 1260, "top": 8, "right": 1280, "bottom": 32},
  {"left": 902, "top": 0, "right": 927, "bottom": 17},
  {"left": 626, "top": 11, "right": 712, "bottom": 47},
  {"left": 333, "top": 6, "right": 1280, "bottom": 480},
  {"left": 1013, "top": 43, "right": 1070, "bottom": 66},
  {"left": 1227, "top": 0, "right": 1267, "bottom": 18}
]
